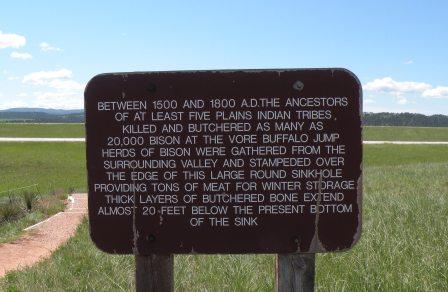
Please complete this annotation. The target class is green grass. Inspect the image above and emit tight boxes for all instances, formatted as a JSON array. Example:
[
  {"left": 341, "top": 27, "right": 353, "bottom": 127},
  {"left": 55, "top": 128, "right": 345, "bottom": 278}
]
[
  {"left": 1, "top": 124, "right": 448, "bottom": 141},
  {"left": 0, "top": 142, "right": 86, "bottom": 196},
  {"left": 0, "top": 123, "right": 84, "bottom": 138},
  {"left": 0, "top": 143, "right": 447, "bottom": 291},
  {"left": 316, "top": 162, "right": 448, "bottom": 291},
  {"left": 0, "top": 211, "right": 57, "bottom": 244},
  {"left": 0, "top": 189, "right": 67, "bottom": 244},
  {"left": 0, "top": 142, "right": 81, "bottom": 243},
  {"left": 364, "top": 126, "right": 448, "bottom": 141},
  {"left": 1, "top": 219, "right": 277, "bottom": 291},
  {"left": 364, "top": 144, "right": 448, "bottom": 166}
]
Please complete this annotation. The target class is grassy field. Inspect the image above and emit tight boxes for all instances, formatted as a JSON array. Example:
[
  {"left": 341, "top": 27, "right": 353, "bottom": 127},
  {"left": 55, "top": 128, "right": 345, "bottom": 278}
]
[
  {"left": 0, "top": 123, "right": 84, "bottom": 138},
  {"left": 364, "top": 144, "right": 448, "bottom": 166},
  {"left": 0, "top": 142, "right": 86, "bottom": 196},
  {"left": 0, "top": 142, "right": 86, "bottom": 243},
  {"left": 364, "top": 126, "right": 448, "bottom": 141},
  {"left": 0, "top": 142, "right": 447, "bottom": 291},
  {"left": 1, "top": 123, "right": 448, "bottom": 141},
  {"left": 0, "top": 142, "right": 84, "bottom": 243}
]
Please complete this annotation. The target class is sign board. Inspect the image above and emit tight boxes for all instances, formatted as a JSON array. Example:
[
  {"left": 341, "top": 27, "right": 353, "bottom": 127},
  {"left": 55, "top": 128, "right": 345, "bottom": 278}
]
[{"left": 85, "top": 69, "right": 362, "bottom": 254}]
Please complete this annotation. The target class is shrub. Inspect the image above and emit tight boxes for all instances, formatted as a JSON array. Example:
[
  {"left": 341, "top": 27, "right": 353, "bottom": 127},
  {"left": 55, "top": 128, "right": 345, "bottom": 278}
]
[
  {"left": 22, "top": 191, "right": 39, "bottom": 211},
  {"left": 0, "top": 198, "right": 24, "bottom": 223}
]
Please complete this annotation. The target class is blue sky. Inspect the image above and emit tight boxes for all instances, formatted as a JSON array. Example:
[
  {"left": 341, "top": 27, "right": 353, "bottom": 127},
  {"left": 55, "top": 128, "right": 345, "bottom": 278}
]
[{"left": 1, "top": 0, "right": 447, "bottom": 114}]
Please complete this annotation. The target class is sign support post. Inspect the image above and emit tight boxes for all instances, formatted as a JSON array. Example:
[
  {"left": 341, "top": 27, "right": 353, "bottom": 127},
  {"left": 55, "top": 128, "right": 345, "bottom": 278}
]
[
  {"left": 276, "top": 253, "right": 315, "bottom": 292},
  {"left": 135, "top": 254, "right": 174, "bottom": 292}
]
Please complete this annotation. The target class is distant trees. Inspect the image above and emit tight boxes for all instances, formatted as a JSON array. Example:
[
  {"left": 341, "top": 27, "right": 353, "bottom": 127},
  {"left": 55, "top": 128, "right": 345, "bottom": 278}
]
[
  {"left": 363, "top": 112, "right": 448, "bottom": 127},
  {"left": 1, "top": 110, "right": 448, "bottom": 127}
]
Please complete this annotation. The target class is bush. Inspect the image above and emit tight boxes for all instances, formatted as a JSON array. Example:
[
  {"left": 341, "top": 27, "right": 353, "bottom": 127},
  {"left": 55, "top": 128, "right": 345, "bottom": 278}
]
[
  {"left": 22, "top": 191, "right": 39, "bottom": 211},
  {"left": 0, "top": 197, "right": 24, "bottom": 223}
]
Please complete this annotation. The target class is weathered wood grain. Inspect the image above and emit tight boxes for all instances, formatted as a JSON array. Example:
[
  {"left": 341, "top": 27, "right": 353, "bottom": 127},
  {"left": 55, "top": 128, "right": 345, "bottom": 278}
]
[
  {"left": 276, "top": 253, "right": 315, "bottom": 292},
  {"left": 135, "top": 254, "right": 174, "bottom": 292}
]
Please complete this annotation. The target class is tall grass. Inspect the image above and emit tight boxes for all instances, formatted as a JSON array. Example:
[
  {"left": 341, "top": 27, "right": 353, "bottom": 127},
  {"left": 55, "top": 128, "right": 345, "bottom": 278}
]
[
  {"left": 0, "top": 196, "right": 24, "bottom": 223},
  {"left": 0, "top": 189, "right": 66, "bottom": 243},
  {"left": 0, "top": 139, "right": 446, "bottom": 290},
  {"left": 21, "top": 191, "right": 38, "bottom": 212},
  {"left": 1, "top": 161, "right": 447, "bottom": 291},
  {"left": 0, "top": 142, "right": 86, "bottom": 197},
  {"left": 316, "top": 162, "right": 448, "bottom": 291}
]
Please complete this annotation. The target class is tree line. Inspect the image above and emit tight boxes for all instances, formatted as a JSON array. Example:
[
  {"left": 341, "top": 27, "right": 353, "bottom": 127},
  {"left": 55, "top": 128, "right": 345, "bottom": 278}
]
[{"left": 363, "top": 112, "right": 448, "bottom": 127}]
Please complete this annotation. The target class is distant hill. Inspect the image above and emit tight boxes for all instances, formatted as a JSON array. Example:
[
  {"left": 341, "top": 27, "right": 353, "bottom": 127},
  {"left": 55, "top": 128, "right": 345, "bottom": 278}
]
[
  {"left": 0, "top": 108, "right": 84, "bottom": 123},
  {"left": 2, "top": 108, "right": 84, "bottom": 115},
  {"left": 1, "top": 108, "right": 447, "bottom": 126}
]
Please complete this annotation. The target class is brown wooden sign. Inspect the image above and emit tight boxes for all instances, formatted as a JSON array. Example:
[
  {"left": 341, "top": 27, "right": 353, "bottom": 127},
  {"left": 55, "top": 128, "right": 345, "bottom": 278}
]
[{"left": 85, "top": 69, "right": 362, "bottom": 254}]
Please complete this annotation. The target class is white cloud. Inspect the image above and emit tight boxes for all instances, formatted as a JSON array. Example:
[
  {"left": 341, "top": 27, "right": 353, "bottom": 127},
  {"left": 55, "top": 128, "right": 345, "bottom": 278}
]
[
  {"left": 33, "top": 91, "right": 82, "bottom": 109},
  {"left": 0, "top": 30, "right": 26, "bottom": 49},
  {"left": 39, "top": 42, "right": 61, "bottom": 52},
  {"left": 364, "top": 99, "right": 375, "bottom": 104},
  {"left": 19, "top": 68, "right": 84, "bottom": 109},
  {"left": 18, "top": 92, "right": 28, "bottom": 97},
  {"left": 397, "top": 97, "right": 408, "bottom": 105},
  {"left": 22, "top": 69, "right": 84, "bottom": 90},
  {"left": 422, "top": 86, "right": 448, "bottom": 99},
  {"left": 48, "top": 79, "right": 84, "bottom": 90},
  {"left": 404, "top": 60, "right": 413, "bottom": 65},
  {"left": 363, "top": 77, "right": 431, "bottom": 93},
  {"left": 10, "top": 51, "right": 32, "bottom": 60},
  {"left": 23, "top": 69, "right": 72, "bottom": 85},
  {"left": 1, "top": 70, "right": 19, "bottom": 80},
  {"left": 363, "top": 76, "right": 448, "bottom": 105},
  {"left": 363, "top": 77, "right": 427, "bottom": 105}
]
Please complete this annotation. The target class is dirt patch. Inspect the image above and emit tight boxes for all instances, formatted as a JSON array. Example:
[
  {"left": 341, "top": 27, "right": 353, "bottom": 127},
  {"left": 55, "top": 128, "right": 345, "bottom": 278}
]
[{"left": 0, "top": 193, "right": 87, "bottom": 277}]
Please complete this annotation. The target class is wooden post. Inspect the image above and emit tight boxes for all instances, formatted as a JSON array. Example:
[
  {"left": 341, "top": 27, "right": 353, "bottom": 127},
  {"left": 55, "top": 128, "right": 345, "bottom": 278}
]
[
  {"left": 276, "top": 253, "right": 315, "bottom": 292},
  {"left": 135, "top": 254, "right": 174, "bottom": 292}
]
